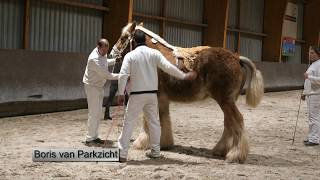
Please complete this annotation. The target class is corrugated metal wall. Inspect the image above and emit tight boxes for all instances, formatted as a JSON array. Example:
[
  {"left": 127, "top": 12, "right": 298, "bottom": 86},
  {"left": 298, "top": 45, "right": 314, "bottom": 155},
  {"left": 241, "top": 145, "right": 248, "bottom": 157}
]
[
  {"left": 165, "top": 0, "right": 203, "bottom": 22},
  {"left": 287, "top": 1, "right": 304, "bottom": 64},
  {"left": 79, "top": 0, "right": 103, "bottom": 5},
  {"left": 239, "top": 0, "right": 264, "bottom": 33},
  {"left": 227, "top": 0, "right": 238, "bottom": 28},
  {"left": 239, "top": 0, "right": 264, "bottom": 61},
  {"left": 29, "top": 0, "right": 102, "bottom": 53},
  {"left": 164, "top": 0, "right": 203, "bottom": 47},
  {"left": 226, "top": 0, "right": 264, "bottom": 61},
  {"left": 134, "top": 17, "right": 160, "bottom": 34},
  {"left": 226, "top": 0, "right": 238, "bottom": 52},
  {"left": 133, "top": 0, "right": 161, "bottom": 33},
  {"left": 133, "top": 0, "right": 203, "bottom": 48},
  {"left": 239, "top": 34, "right": 263, "bottom": 61},
  {"left": 134, "top": 0, "right": 161, "bottom": 16},
  {"left": 0, "top": 0, "right": 24, "bottom": 49},
  {"left": 165, "top": 24, "right": 202, "bottom": 47},
  {"left": 226, "top": 31, "right": 237, "bottom": 52}
]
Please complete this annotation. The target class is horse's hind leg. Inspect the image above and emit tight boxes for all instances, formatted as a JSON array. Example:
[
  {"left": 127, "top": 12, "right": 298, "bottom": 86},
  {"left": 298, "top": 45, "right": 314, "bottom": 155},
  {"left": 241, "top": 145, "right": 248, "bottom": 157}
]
[
  {"left": 213, "top": 101, "right": 249, "bottom": 163},
  {"left": 132, "top": 94, "right": 174, "bottom": 150}
]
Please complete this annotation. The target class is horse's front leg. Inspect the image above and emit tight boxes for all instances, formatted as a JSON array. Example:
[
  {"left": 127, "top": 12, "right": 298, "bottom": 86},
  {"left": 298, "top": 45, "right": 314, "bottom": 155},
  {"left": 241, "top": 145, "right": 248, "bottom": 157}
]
[
  {"left": 158, "top": 94, "right": 174, "bottom": 150},
  {"left": 132, "top": 115, "right": 150, "bottom": 150}
]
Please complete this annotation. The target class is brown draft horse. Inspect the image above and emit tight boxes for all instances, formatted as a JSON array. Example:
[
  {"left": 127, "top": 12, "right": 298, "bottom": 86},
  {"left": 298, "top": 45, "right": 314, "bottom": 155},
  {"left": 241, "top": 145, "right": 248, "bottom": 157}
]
[{"left": 110, "top": 22, "right": 264, "bottom": 163}]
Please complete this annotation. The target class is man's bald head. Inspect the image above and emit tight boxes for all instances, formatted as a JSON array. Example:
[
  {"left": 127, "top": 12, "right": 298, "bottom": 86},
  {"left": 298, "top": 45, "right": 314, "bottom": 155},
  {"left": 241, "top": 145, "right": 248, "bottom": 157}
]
[
  {"left": 97, "top": 38, "right": 109, "bottom": 48},
  {"left": 97, "top": 38, "right": 110, "bottom": 56}
]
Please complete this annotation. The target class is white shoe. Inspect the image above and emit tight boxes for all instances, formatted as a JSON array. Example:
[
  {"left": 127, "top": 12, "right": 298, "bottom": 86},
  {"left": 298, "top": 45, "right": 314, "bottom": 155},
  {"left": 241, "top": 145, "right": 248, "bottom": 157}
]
[{"left": 145, "top": 150, "right": 163, "bottom": 159}]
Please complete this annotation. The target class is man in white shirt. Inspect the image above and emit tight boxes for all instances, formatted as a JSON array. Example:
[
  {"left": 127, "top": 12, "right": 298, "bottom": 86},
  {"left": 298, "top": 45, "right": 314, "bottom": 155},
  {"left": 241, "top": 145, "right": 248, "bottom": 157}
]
[
  {"left": 117, "top": 30, "right": 197, "bottom": 162},
  {"left": 83, "top": 39, "right": 119, "bottom": 145}
]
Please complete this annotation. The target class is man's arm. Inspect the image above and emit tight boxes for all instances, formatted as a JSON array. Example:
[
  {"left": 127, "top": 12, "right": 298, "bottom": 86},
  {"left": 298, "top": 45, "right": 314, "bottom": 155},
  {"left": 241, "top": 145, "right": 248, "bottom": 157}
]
[
  {"left": 107, "top": 58, "right": 116, "bottom": 66},
  {"left": 118, "top": 56, "right": 130, "bottom": 95},
  {"left": 155, "top": 51, "right": 197, "bottom": 80},
  {"left": 305, "top": 69, "right": 320, "bottom": 85},
  {"left": 89, "top": 59, "right": 119, "bottom": 80},
  {"left": 308, "top": 75, "right": 320, "bottom": 85}
]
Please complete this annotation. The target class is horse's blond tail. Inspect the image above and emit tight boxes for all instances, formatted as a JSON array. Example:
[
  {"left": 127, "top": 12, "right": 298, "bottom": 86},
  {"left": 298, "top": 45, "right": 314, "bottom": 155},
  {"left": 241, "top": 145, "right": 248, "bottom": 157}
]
[{"left": 239, "top": 56, "right": 264, "bottom": 107}]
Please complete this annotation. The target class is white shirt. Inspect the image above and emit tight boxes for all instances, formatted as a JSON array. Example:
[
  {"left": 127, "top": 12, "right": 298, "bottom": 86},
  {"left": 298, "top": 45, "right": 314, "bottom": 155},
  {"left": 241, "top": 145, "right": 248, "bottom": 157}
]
[
  {"left": 118, "top": 45, "right": 186, "bottom": 95},
  {"left": 303, "top": 59, "right": 320, "bottom": 95},
  {"left": 83, "top": 47, "right": 119, "bottom": 87}
]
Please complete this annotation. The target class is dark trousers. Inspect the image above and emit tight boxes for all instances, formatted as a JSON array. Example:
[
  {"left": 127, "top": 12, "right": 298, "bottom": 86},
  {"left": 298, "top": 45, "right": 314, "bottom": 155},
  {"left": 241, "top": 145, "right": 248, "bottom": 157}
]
[
  {"left": 104, "top": 83, "right": 129, "bottom": 117},
  {"left": 104, "top": 84, "right": 118, "bottom": 117}
]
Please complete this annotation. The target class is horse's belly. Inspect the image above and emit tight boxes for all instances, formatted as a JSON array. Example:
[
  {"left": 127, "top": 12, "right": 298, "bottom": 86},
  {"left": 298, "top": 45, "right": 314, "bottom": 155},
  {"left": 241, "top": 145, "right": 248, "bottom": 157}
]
[{"left": 160, "top": 77, "right": 208, "bottom": 102}]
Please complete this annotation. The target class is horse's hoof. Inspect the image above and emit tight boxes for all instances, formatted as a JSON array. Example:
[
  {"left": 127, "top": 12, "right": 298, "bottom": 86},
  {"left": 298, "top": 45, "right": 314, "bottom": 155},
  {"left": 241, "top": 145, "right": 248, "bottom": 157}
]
[
  {"left": 132, "top": 133, "right": 150, "bottom": 150},
  {"left": 160, "top": 143, "right": 173, "bottom": 150},
  {"left": 212, "top": 150, "right": 225, "bottom": 157},
  {"left": 225, "top": 149, "right": 246, "bottom": 164}
]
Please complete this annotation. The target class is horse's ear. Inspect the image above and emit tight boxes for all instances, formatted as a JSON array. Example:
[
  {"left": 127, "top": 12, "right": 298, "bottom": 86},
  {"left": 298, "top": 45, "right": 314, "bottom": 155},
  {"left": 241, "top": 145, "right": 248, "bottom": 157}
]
[
  {"left": 130, "top": 21, "right": 137, "bottom": 32},
  {"left": 138, "top": 22, "right": 144, "bottom": 27}
]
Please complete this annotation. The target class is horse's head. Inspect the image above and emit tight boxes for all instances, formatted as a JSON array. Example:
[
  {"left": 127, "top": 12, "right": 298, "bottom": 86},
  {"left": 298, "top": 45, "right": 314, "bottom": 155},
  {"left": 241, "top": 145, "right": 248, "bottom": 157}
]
[{"left": 110, "top": 21, "right": 140, "bottom": 58}]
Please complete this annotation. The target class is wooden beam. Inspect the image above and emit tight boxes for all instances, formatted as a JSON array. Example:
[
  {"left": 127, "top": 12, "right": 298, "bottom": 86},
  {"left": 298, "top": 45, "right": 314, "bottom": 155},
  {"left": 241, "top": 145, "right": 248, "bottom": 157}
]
[
  {"left": 303, "top": 0, "right": 320, "bottom": 63},
  {"left": 133, "top": 12, "right": 208, "bottom": 28},
  {"left": 262, "top": 0, "right": 288, "bottom": 62},
  {"left": 203, "top": 0, "right": 229, "bottom": 47},
  {"left": 128, "top": 0, "right": 133, "bottom": 22},
  {"left": 318, "top": 31, "right": 320, "bottom": 47},
  {"left": 43, "top": 0, "right": 110, "bottom": 11},
  {"left": 23, "top": 0, "right": 30, "bottom": 49},
  {"left": 103, "top": 0, "right": 133, "bottom": 46},
  {"left": 227, "top": 28, "right": 268, "bottom": 37},
  {"left": 160, "top": 0, "right": 166, "bottom": 38},
  {"left": 223, "top": 0, "right": 229, "bottom": 48},
  {"left": 236, "top": 0, "right": 240, "bottom": 52}
]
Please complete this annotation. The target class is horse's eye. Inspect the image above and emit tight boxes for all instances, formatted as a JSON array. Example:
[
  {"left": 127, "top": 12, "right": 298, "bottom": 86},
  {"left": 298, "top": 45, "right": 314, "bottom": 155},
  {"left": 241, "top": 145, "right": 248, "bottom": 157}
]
[{"left": 121, "top": 36, "right": 126, "bottom": 41}]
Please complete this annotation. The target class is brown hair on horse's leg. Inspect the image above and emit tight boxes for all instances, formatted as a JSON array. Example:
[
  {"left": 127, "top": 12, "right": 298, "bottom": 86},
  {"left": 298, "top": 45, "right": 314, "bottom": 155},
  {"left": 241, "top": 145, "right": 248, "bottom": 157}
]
[
  {"left": 214, "top": 101, "right": 249, "bottom": 163},
  {"left": 132, "top": 94, "right": 174, "bottom": 150},
  {"left": 158, "top": 94, "right": 174, "bottom": 150},
  {"left": 132, "top": 116, "right": 150, "bottom": 150}
]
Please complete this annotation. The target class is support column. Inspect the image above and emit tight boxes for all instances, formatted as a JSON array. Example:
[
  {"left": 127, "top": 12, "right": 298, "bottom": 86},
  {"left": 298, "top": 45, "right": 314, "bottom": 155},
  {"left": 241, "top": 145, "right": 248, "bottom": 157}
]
[
  {"left": 262, "top": 0, "right": 287, "bottom": 62},
  {"left": 23, "top": 0, "right": 30, "bottom": 49},
  {"left": 203, "top": 0, "right": 229, "bottom": 47},
  {"left": 303, "top": 0, "right": 320, "bottom": 64},
  {"left": 103, "top": 0, "right": 133, "bottom": 46}
]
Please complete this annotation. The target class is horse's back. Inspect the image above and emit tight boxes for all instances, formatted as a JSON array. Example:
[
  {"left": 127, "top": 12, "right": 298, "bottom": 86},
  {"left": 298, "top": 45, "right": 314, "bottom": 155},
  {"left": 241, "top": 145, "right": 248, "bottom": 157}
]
[{"left": 197, "top": 47, "right": 244, "bottom": 101}]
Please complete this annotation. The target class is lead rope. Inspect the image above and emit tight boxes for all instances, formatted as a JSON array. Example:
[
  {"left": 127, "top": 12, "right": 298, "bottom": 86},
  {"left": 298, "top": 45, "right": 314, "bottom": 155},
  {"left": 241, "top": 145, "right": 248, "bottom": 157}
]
[
  {"left": 292, "top": 46, "right": 311, "bottom": 145},
  {"left": 104, "top": 40, "right": 133, "bottom": 147},
  {"left": 104, "top": 105, "right": 124, "bottom": 147}
]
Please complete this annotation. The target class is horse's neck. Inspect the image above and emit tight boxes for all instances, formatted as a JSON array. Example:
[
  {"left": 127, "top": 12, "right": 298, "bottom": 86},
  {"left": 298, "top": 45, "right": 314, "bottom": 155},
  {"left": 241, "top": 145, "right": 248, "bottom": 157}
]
[
  {"left": 145, "top": 37, "right": 177, "bottom": 65},
  {"left": 136, "top": 26, "right": 177, "bottom": 51},
  {"left": 136, "top": 25, "right": 211, "bottom": 71}
]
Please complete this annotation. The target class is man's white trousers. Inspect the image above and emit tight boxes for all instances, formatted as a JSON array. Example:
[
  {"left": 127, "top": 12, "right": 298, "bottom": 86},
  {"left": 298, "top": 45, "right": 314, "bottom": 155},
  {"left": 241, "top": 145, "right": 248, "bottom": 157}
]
[
  {"left": 118, "top": 94, "right": 161, "bottom": 158},
  {"left": 84, "top": 84, "right": 104, "bottom": 141},
  {"left": 307, "top": 94, "right": 320, "bottom": 144}
]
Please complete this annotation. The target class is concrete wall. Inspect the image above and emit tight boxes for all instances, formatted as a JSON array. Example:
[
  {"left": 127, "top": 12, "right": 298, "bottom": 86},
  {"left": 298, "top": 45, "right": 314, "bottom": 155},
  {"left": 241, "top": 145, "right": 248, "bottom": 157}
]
[
  {"left": 255, "top": 61, "right": 306, "bottom": 92},
  {"left": 0, "top": 49, "right": 87, "bottom": 103},
  {"left": 0, "top": 49, "right": 110, "bottom": 117},
  {"left": 0, "top": 49, "right": 307, "bottom": 117}
]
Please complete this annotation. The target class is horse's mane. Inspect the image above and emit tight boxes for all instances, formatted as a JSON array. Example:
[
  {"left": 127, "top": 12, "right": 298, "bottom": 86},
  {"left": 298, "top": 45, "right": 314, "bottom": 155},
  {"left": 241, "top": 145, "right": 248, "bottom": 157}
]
[
  {"left": 136, "top": 26, "right": 177, "bottom": 51},
  {"left": 135, "top": 25, "right": 210, "bottom": 70}
]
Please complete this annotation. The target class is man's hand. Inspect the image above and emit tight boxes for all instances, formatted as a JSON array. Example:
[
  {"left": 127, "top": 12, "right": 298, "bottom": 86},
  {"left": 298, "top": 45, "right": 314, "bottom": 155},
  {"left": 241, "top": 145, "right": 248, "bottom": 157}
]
[
  {"left": 118, "top": 95, "right": 125, "bottom": 105},
  {"left": 184, "top": 71, "right": 197, "bottom": 80},
  {"left": 304, "top": 72, "right": 309, "bottom": 79},
  {"left": 115, "top": 57, "right": 122, "bottom": 63}
]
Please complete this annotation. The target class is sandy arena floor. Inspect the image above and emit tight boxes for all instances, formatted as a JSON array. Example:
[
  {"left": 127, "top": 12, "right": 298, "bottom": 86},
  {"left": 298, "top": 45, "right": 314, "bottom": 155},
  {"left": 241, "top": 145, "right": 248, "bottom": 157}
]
[{"left": 0, "top": 90, "right": 320, "bottom": 179}]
